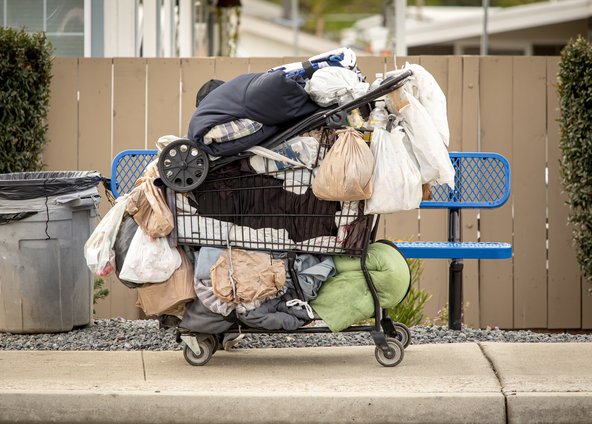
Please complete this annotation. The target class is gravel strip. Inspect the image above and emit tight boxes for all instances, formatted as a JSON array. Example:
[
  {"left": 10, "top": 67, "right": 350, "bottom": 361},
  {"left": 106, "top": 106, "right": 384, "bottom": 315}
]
[{"left": 1, "top": 318, "right": 591, "bottom": 351}]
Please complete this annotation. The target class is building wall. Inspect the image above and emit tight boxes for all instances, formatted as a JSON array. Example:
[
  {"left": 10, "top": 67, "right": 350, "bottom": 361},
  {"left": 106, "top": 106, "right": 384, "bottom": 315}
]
[{"left": 44, "top": 55, "right": 590, "bottom": 329}]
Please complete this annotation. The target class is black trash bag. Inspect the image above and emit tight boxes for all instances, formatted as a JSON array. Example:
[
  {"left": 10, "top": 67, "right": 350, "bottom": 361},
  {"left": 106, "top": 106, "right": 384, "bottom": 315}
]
[
  {"left": 0, "top": 171, "right": 102, "bottom": 200},
  {"left": 113, "top": 214, "right": 142, "bottom": 289}
]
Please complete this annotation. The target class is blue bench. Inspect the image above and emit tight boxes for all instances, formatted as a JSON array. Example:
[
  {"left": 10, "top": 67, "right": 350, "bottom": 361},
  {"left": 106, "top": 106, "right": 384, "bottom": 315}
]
[{"left": 110, "top": 150, "right": 512, "bottom": 330}]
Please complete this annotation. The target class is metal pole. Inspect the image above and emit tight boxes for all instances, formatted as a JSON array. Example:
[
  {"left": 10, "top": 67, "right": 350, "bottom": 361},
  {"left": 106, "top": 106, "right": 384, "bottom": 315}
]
[
  {"left": 292, "top": 0, "right": 299, "bottom": 55},
  {"left": 481, "top": 0, "right": 489, "bottom": 55},
  {"left": 394, "top": 0, "right": 407, "bottom": 56}
]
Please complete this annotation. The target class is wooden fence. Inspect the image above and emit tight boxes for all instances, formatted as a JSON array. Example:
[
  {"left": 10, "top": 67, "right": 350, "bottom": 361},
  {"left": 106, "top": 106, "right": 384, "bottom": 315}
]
[{"left": 44, "top": 55, "right": 591, "bottom": 329}]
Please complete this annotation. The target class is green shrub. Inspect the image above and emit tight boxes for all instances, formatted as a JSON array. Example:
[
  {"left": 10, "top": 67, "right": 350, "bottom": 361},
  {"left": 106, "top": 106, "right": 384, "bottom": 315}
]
[
  {"left": 558, "top": 36, "right": 592, "bottom": 283},
  {"left": 0, "top": 27, "right": 53, "bottom": 173},
  {"left": 388, "top": 257, "right": 431, "bottom": 327}
]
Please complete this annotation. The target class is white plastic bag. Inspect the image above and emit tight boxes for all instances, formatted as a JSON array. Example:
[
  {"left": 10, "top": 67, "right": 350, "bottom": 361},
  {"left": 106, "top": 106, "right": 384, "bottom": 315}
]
[
  {"left": 386, "top": 63, "right": 450, "bottom": 147},
  {"left": 364, "top": 127, "right": 423, "bottom": 214},
  {"left": 400, "top": 91, "right": 455, "bottom": 188},
  {"left": 119, "top": 227, "right": 182, "bottom": 283},
  {"left": 305, "top": 67, "right": 369, "bottom": 107},
  {"left": 84, "top": 194, "right": 129, "bottom": 275}
]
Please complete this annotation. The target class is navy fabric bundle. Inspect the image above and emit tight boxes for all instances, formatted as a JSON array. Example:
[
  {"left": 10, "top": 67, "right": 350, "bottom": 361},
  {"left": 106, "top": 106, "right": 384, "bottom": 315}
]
[{"left": 187, "top": 71, "right": 319, "bottom": 157}]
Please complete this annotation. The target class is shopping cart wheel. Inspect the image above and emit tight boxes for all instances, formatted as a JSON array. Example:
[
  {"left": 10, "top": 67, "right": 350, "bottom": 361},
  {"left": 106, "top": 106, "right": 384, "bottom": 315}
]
[
  {"left": 183, "top": 337, "right": 215, "bottom": 366},
  {"left": 375, "top": 337, "right": 404, "bottom": 367},
  {"left": 393, "top": 323, "right": 411, "bottom": 349},
  {"left": 206, "top": 334, "right": 219, "bottom": 354},
  {"left": 158, "top": 139, "right": 208, "bottom": 192}
]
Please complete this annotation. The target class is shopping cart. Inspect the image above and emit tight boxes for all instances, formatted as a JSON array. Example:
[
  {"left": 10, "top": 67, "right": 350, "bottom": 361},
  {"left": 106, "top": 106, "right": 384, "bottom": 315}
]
[{"left": 157, "top": 69, "right": 415, "bottom": 367}]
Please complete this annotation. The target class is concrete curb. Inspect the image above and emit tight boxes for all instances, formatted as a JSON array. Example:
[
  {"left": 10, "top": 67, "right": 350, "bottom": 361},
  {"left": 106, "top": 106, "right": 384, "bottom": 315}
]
[{"left": 0, "top": 391, "right": 506, "bottom": 424}]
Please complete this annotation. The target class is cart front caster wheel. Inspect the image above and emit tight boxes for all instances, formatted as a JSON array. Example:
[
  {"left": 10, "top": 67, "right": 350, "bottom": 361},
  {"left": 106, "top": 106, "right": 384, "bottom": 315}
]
[
  {"left": 393, "top": 323, "right": 411, "bottom": 349},
  {"left": 183, "top": 338, "right": 214, "bottom": 366},
  {"left": 158, "top": 139, "right": 208, "bottom": 192},
  {"left": 375, "top": 337, "right": 405, "bottom": 367}
]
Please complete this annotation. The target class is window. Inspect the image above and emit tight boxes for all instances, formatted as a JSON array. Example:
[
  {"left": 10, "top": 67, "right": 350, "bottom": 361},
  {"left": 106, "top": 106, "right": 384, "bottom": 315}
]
[{"left": 1, "top": 0, "right": 84, "bottom": 56}]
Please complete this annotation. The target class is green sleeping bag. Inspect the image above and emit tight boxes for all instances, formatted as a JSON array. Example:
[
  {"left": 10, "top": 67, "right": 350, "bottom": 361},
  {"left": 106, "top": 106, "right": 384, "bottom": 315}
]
[{"left": 310, "top": 242, "right": 411, "bottom": 332}]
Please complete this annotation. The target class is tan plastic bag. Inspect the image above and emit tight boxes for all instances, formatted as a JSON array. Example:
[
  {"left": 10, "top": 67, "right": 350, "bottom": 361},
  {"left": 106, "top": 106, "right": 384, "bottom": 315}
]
[
  {"left": 126, "top": 177, "right": 174, "bottom": 238},
  {"left": 211, "top": 249, "right": 286, "bottom": 304},
  {"left": 312, "top": 128, "right": 374, "bottom": 201},
  {"left": 136, "top": 248, "right": 196, "bottom": 316}
]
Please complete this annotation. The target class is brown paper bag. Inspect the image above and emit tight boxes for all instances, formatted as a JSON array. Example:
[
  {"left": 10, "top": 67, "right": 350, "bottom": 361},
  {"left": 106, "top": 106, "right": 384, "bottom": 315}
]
[
  {"left": 126, "top": 177, "right": 174, "bottom": 238},
  {"left": 136, "top": 248, "right": 196, "bottom": 316}
]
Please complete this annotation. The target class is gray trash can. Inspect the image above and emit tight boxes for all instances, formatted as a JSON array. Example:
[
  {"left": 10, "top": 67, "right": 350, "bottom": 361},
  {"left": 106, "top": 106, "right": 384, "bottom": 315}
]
[{"left": 0, "top": 171, "right": 102, "bottom": 333}]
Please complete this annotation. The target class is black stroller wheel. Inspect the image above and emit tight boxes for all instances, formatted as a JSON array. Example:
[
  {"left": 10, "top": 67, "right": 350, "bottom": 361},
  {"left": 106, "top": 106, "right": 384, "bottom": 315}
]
[{"left": 158, "top": 139, "right": 208, "bottom": 192}]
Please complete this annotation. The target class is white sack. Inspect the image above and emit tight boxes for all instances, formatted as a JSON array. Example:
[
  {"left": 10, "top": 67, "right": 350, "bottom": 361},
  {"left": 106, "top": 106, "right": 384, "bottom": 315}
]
[
  {"left": 119, "top": 227, "right": 182, "bottom": 283},
  {"left": 386, "top": 63, "right": 450, "bottom": 147},
  {"left": 400, "top": 91, "right": 455, "bottom": 189},
  {"left": 305, "top": 67, "right": 369, "bottom": 107},
  {"left": 84, "top": 194, "right": 129, "bottom": 275},
  {"left": 364, "top": 127, "right": 423, "bottom": 214}
]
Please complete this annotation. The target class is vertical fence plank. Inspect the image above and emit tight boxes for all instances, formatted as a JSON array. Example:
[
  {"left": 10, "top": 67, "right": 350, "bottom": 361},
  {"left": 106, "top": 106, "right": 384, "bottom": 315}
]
[
  {"left": 459, "top": 56, "right": 481, "bottom": 327},
  {"left": 416, "top": 56, "right": 450, "bottom": 320},
  {"left": 455, "top": 56, "right": 480, "bottom": 328},
  {"left": 249, "top": 57, "right": 282, "bottom": 73},
  {"left": 180, "top": 58, "right": 215, "bottom": 137},
  {"left": 479, "top": 56, "right": 514, "bottom": 329},
  {"left": 512, "top": 57, "right": 548, "bottom": 328},
  {"left": 78, "top": 58, "right": 114, "bottom": 318},
  {"left": 214, "top": 57, "right": 250, "bottom": 81},
  {"left": 356, "top": 56, "right": 387, "bottom": 81},
  {"left": 113, "top": 58, "right": 147, "bottom": 152},
  {"left": 45, "top": 58, "right": 78, "bottom": 171},
  {"left": 146, "top": 58, "right": 181, "bottom": 145},
  {"left": 110, "top": 58, "right": 147, "bottom": 319},
  {"left": 546, "top": 57, "right": 582, "bottom": 329}
]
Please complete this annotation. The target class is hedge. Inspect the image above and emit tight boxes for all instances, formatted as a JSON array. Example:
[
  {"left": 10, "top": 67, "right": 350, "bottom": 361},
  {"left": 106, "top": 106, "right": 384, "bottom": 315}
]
[
  {"left": 558, "top": 36, "right": 592, "bottom": 283},
  {"left": 0, "top": 27, "right": 53, "bottom": 173}
]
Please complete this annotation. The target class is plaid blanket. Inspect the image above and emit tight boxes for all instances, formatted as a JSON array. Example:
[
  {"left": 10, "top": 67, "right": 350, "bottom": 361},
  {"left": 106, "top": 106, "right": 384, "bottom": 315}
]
[{"left": 203, "top": 119, "right": 263, "bottom": 145}]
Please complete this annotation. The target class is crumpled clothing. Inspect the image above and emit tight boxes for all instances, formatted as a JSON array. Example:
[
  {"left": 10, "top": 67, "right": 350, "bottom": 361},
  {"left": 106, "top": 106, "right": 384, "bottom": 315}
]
[
  {"left": 179, "top": 299, "right": 236, "bottom": 334},
  {"left": 237, "top": 288, "right": 312, "bottom": 331},
  {"left": 293, "top": 254, "right": 336, "bottom": 301}
]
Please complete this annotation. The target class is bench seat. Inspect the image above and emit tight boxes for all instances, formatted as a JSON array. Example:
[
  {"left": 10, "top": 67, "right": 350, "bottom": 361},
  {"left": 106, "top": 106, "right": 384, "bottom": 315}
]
[{"left": 394, "top": 241, "right": 512, "bottom": 260}]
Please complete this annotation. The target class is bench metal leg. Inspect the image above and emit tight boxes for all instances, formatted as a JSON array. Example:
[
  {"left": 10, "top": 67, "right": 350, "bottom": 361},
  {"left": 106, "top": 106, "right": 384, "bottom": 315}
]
[
  {"left": 449, "top": 260, "right": 463, "bottom": 330},
  {"left": 448, "top": 208, "right": 463, "bottom": 330}
]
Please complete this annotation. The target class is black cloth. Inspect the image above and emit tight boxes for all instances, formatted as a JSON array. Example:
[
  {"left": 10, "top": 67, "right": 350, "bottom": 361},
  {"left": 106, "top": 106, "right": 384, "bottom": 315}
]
[
  {"left": 195, "top": 79, "right": 224, "bottom": 107},
  {"left": 187, "top": 71, "right": 320, "bottom": 156},
  {"left": 179, "top": 299, "right": 237, "bottom": 334},
  {"left": 189, "top": 164, "right": 340, "bottom": 243},
  {"left": 237, "top": 288, "right": 311, "bottom": 331}
]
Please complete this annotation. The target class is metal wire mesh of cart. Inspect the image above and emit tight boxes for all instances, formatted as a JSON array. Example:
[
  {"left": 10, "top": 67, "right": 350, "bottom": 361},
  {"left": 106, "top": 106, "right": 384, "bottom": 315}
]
[{"left": 173, "top": 128, "right": 374, "bottom": 256}]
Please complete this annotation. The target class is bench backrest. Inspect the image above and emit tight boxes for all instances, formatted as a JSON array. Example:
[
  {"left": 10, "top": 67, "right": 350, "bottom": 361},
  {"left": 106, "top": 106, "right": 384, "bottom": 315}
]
[
  {"left": 111, "top": 150, "right": 511, "bottom": 209},
  {"left": 422, "top": 152, "right": 510, "bottom": 209},
  {"left": 110, "top": 149, "right": 158, "bottom": 198}
]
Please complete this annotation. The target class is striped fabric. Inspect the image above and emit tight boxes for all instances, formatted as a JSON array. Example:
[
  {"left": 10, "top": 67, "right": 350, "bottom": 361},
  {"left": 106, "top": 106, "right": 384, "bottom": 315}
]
[{"left": 203, "top": 119, "right": 263, "bottom": 144}]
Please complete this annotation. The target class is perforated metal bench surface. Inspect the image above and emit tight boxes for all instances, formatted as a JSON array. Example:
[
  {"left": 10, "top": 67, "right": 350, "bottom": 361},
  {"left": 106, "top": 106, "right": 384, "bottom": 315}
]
[{"left": 393, "top": 151, "right": 512, "bottom": 260}]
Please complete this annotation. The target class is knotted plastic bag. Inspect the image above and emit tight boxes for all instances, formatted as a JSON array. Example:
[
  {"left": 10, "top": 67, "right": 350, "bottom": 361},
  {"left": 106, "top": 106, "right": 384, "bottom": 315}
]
[
  {"left": 364, "top": 127, "right": 422, "bottom": 214},
  {"left": 119, "top": 227, "right": 182, "bottom": 283},
  {"left": 84, "top": 194, "right": 129, "bottom": 276},
  {"left": 312, "top": 128, "right": 374, "bottom": 201}
]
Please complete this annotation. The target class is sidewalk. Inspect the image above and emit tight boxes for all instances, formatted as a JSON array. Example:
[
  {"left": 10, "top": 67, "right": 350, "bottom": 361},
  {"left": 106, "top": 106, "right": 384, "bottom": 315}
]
[{"left": 1, "top": 343, "right": 591, "bottom": 423}]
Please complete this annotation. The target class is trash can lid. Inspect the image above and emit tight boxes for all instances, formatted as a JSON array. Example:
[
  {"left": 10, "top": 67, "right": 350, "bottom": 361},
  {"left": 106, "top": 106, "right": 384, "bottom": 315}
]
[{"left": 0, "top": 171, "right": 102, "bottom": 200}]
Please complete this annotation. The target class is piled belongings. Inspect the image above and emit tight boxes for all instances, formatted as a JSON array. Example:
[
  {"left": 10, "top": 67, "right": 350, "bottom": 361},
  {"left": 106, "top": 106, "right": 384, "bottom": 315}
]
[{"left": 84, "top": 48, "right": 454, "bottom": 335}]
